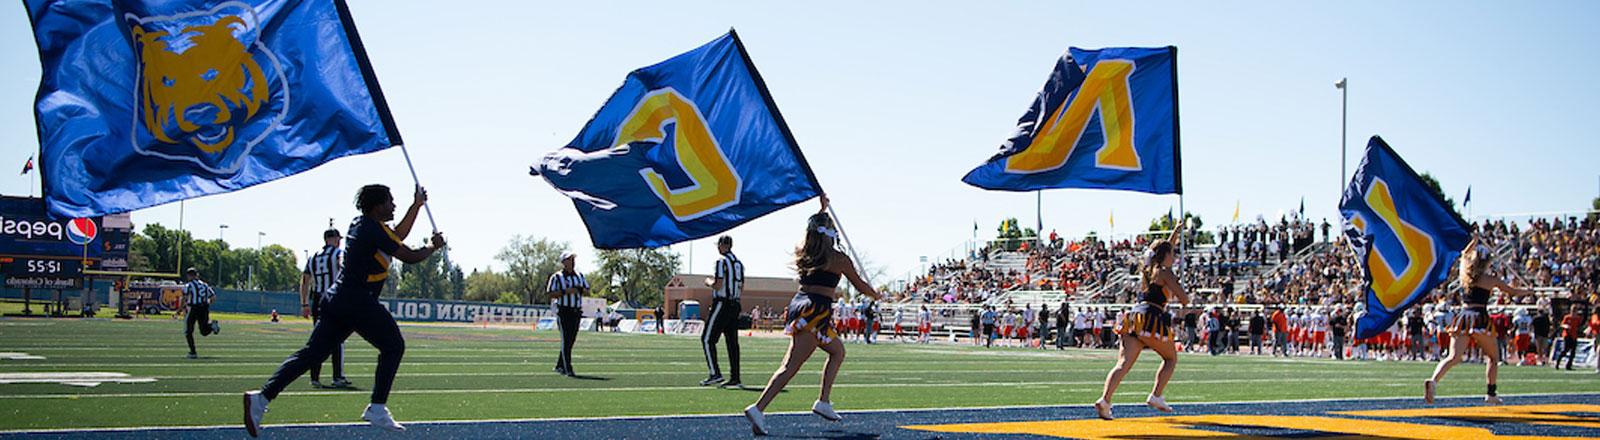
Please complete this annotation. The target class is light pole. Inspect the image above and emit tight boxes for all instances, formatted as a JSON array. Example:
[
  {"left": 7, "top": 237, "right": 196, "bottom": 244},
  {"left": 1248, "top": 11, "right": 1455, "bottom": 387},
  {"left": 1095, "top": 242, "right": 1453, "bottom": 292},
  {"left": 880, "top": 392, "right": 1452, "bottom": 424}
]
[
  {"left": 253, "top": 232, "right": 265, "bottom": 289},
  {"left": 1335, "top": 78, "right": 1347, "bottom": 193},
  {"left": 218, "top": 224, "right": 229, "bottom": 285}
]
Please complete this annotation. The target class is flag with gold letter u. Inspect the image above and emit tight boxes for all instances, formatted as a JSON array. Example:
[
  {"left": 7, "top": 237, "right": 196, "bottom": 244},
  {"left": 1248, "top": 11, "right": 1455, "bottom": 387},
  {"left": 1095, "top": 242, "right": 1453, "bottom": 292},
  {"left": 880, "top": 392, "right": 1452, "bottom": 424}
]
[
  {"left": 1340, "top": 136, "right": 1471, "bottom": 339},
  {"left": 530, "top": 30, "right": 821, "bottom": 249},
  {"left": 963, "top": 47, "right": 1180, "bottom": 194}
]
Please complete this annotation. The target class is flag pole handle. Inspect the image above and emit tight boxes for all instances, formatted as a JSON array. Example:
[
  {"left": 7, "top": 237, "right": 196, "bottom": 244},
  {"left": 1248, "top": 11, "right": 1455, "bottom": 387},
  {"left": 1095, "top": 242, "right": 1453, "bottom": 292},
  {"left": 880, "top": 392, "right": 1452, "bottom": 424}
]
[{"left": 397, "top": 144, "right": 439, "bottom": 234}]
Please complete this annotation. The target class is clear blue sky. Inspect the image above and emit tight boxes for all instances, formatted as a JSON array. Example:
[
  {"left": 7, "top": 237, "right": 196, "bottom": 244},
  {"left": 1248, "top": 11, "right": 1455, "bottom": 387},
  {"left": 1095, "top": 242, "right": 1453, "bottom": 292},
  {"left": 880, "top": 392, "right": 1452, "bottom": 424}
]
[{"left": 2, "top": 1, "right": 1597, "bottom": 283}]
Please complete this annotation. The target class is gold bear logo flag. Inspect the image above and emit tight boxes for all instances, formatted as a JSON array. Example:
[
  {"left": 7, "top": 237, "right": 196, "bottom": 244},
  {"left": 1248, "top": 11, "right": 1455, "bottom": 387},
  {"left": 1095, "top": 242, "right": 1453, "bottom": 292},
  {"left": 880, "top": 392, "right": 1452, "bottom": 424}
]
[
  {"left": 1340, "top": 136, "right": 1471, "bottom": 339},
  {"left": 25, "top": 0, "right": 401, "bottom": 218}
]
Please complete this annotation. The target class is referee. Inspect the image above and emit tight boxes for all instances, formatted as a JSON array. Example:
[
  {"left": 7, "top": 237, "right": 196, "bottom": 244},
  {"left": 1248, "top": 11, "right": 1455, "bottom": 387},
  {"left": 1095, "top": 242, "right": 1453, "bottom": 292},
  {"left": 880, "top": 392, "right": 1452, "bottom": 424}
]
[
  {"left": 300, "top": 227, "right": 349, "bottom": 389},
  {"left": 701, "top": 235, "right": 743, "bottom": 388},
  {"left": 182, "top": 268, "right": 220, "bottom": 359},
  {"left": 550, "top": 252, "right": 589, "bottom": 377}
]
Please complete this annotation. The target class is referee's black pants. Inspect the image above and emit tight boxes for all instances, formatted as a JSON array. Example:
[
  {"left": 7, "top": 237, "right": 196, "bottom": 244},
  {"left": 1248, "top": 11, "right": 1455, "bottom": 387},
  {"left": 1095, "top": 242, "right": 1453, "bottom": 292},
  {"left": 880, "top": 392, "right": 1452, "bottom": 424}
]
[
  {"left": 308, "top": 299, "right": 344, "bottom": 382},
  {"left": 184, "top": 303, "right": 214, "bottom": 354},
  {"left": 702, "top": 298, "right": 740, "bottom": 381},
  {"left": 261, "top": 297, "right": 405, "bottom": 404},
  {"left": 556, "top": 306, "right": 581, "bottom": 373}
]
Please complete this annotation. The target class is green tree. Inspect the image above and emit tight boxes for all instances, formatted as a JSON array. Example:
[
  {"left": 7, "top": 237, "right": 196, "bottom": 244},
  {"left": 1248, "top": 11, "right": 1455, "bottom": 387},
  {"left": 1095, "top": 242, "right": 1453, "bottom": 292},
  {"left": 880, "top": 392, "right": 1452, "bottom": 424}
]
[
  {"left": 394, "top": 247, "right": 459, "bottom": 299},
  {"left": 496, "top": 236, "right": 569, "bottom": 304},
  {"left": 130, "top": 223, "right": 194, "bottom": 274},
  {"left": 237, "top": 246, "right": 301, "bottom": 291},
  {"left": 1589, "top": 196, "right": 1598, "bottom": 223},
  {"left": 589, "top": 248, "right": 681, "bottom": 307},
  {"left": 1417, "top": 172, "right": 1461, "bottom": 218},
  {"left": 130, "top": 223, "right": 300, "bottom": 290},
  {"left": 993, "top": 218, "right": 1037, "bottom": 251},
  {"left": 1147, "top": 212, "right": 1210, "bottom": 244},
  {"left": 465, "top": 269, "right": 518, "bottom": 303}
]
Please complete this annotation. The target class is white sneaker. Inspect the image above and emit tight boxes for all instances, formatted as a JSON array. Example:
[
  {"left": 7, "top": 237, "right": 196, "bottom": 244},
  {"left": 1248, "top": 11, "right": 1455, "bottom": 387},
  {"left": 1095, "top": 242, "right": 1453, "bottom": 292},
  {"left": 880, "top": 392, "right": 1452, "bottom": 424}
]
[
  {"left": 1093, "top": 399, "right": 1114, "bottom": 420},
  {"left": 1484, "top": 395, "right": 1503, "bottom": 405},
  {"left": 811, "top": 400, "right": 842, "bottom": 422},
  {"left": 243, "top": 391, "right": 269, "bottom": 438},
  {"left": 1423, "top": 380, "right": 1436, "bottom": 405},
  {"left": 1145, "top": 395, "right": 1174, "bottom": 413},
  {"left": 743, "top": 404, "right": 768, "bottom": 436},
  {"left": 361, "top": 404, "right": 406, "bottom": 432}
]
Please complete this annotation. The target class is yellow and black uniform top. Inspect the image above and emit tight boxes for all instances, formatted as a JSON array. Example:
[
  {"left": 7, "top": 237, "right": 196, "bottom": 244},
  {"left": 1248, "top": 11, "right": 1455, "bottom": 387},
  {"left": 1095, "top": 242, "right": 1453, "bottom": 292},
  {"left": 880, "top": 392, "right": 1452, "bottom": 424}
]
[
  {"left": 1141, "top": 279, "right": 1169, "bottom": 307},
  {"left": 328, "top": 216, "right": 402, "bottom": 301}
]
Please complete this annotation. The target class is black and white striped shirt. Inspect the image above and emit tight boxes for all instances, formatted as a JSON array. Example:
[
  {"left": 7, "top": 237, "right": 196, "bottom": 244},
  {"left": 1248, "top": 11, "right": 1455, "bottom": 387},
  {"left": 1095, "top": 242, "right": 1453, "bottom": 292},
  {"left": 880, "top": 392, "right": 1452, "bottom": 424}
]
[
  {"left": 547, "top": 272, "right": 588, "bottom": 309},
  {"left": 184, "top": 280, "right": 216, "bottom": 306},
  {"left": 304, "top": 246, "right": 344, "bottom": 303},
  {"left": 713, "top": 253, "right": 744, "bottom": 300}
]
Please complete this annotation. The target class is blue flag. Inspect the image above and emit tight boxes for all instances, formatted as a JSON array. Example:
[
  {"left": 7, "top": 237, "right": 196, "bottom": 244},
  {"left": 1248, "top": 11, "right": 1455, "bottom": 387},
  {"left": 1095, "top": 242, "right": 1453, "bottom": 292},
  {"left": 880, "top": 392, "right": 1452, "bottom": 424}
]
[
  {"left": 963, "top": 47, "right": 1180, "bottom": 194},
  {"left": 1340, "top": 136, "right": 1471, "bottom": 339},
  {"left": 26, "top": 0, "right": 401, "bottom": 218},
  {"left": 530, "top": 31, "right": 821, "bottom": 249}
]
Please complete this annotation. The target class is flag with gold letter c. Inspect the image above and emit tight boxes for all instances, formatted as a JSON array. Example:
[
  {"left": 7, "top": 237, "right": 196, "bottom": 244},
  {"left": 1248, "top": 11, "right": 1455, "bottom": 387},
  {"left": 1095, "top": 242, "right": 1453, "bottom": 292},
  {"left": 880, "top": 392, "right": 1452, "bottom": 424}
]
[
  {"left": 963, "top": 46, "right": 1180, "bottom": 194},
  {"left": 1340, "top": 136, "right": 1471, "bottom": 339},
  {"left": 530, "top": 30, "right": 821, "bottom": 249}
]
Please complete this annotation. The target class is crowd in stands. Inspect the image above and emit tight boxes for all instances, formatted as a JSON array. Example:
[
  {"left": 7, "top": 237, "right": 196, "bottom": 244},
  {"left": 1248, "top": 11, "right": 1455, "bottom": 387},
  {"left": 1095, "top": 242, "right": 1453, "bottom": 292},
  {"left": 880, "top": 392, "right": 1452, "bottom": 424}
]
[{"left": 872, "top": 212, "right": 1600, "bottom": 368}]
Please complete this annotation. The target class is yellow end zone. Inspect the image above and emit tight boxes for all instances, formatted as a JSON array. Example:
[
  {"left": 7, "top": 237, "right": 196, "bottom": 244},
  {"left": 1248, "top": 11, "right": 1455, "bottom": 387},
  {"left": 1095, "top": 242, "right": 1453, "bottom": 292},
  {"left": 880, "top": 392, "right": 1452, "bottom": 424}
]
[{"left": 903, "top": 404, "right": 1600, "bottom": 439}]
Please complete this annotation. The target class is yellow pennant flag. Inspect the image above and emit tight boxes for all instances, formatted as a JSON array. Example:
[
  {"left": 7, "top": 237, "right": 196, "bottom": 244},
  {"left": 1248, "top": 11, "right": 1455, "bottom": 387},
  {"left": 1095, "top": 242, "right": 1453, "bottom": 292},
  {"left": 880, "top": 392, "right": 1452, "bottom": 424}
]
[
  {"left": 1109, "top": 210, "right": 1115, "bottom": 228},
  {"left": 1232, "top": 200, "right": 1241, "bottom": 223}
]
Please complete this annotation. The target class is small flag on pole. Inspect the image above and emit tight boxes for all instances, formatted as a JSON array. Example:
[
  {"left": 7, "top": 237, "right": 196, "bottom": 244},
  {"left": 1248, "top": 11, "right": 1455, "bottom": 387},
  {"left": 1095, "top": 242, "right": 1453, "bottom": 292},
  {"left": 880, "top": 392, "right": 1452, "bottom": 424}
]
[
  {"left": 1109, "top": 210, "right": 1115, "bottom": 228},
  {"left": 1463, "top": 186, "right": 1472, "bottom": 207},
  {"left": 20, "top": 156, "right": 32, "bottom": 175},
  {"left": 1232, "top": 200, "right": 1240, "bottom": 223}
]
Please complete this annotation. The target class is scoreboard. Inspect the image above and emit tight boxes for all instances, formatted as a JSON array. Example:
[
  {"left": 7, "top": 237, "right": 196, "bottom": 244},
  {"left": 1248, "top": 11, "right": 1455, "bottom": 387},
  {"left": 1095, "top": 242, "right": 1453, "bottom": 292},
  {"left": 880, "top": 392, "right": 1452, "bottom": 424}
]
[{"left": 0, "top": 196, "right": 131, "bottom": 289}]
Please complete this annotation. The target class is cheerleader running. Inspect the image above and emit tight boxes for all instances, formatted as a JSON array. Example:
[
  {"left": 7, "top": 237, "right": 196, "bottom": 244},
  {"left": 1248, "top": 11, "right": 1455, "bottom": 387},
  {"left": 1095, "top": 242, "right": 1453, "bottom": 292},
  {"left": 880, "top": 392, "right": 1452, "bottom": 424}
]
[
  {"left": 1095, "top": 223, "right": 1190, "bottom": 420},
  {"left": 1425, "top": 240, "right": 1534, "bottom": 405},
  {"left": 745, "top": 196, "right": 881, "bottom": 436}
]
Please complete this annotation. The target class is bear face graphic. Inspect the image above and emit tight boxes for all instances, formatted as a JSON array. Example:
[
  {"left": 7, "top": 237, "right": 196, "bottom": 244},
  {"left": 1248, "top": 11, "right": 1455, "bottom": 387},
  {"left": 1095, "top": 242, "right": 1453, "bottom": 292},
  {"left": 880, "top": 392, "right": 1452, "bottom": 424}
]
[{"left": 124, "top": 1, "right": 287, "bottom": 174}]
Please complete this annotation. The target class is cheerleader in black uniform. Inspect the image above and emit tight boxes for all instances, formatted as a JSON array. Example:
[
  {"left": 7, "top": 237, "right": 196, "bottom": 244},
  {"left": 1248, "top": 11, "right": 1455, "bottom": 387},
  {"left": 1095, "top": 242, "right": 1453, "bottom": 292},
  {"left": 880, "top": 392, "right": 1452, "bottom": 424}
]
[
  {"left": 1095, "top": 222, "right": 1190, "bottom": 420},
  {"left": 744, "top": 196, "right": 881, "bottom": 436},
  {"left": 1425, "top": 240, "right": 1533, "bottom": 405}
]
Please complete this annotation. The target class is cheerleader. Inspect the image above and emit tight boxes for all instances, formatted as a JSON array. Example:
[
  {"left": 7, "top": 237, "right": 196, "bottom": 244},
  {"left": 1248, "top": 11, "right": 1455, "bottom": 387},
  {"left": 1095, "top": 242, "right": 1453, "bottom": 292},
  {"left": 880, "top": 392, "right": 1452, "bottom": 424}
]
[
  {"left": 1425, "top": 241, "right": 1534, "bottom": 405},
  {"left": 745, "top": 196, "right": 882, "bottom": 435},
  {"left": 1095, "top": 223, "right": 1190, "bottom": 420}
]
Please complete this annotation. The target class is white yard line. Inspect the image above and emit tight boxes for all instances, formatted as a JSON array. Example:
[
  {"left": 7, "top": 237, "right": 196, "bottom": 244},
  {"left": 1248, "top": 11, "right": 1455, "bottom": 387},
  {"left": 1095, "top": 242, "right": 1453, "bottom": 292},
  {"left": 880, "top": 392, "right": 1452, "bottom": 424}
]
[
  {"left": 1, "top": 377, "right": 1592, "bottom": 400},
  {"left": 2, "top": 391, "right": 1595, "bottom": 434}
]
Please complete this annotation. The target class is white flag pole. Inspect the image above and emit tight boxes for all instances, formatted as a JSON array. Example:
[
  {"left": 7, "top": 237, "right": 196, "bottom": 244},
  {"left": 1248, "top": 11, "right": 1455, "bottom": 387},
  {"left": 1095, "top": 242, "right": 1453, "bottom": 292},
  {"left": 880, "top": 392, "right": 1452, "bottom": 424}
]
[{"left": 397, "top": 144, "right": 438, "bottom": 234}]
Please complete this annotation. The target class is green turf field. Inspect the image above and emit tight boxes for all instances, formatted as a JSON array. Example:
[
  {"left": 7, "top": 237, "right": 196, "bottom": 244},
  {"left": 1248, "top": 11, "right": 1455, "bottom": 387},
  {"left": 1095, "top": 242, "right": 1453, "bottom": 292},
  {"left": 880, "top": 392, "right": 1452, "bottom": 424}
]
[{"left": 0, "top": 316, "right": 1595, "bottom": 431}]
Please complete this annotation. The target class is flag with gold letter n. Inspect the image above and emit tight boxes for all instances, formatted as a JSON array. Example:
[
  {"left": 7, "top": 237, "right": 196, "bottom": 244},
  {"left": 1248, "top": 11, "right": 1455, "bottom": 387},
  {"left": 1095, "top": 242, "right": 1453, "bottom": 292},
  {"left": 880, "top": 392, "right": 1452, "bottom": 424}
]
[
  {"left": 1341, "top": 136, "right": 1471, "bottom": 339},
  {"left": 26, "top": 0, "right": 401, "bottom": 218},
  {"left": 963, "top": 47, "right": 1180, "bottom": 194},
  {"left": 530, "top": 30, "right": 821, "bottom": 249}
]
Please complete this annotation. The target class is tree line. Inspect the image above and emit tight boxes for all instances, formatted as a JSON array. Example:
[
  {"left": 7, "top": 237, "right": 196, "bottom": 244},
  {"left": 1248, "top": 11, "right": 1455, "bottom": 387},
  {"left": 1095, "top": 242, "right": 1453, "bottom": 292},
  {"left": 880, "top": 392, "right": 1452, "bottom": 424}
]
[{"left": 129, "top": 225, "right": 680, "bottom": 306}]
